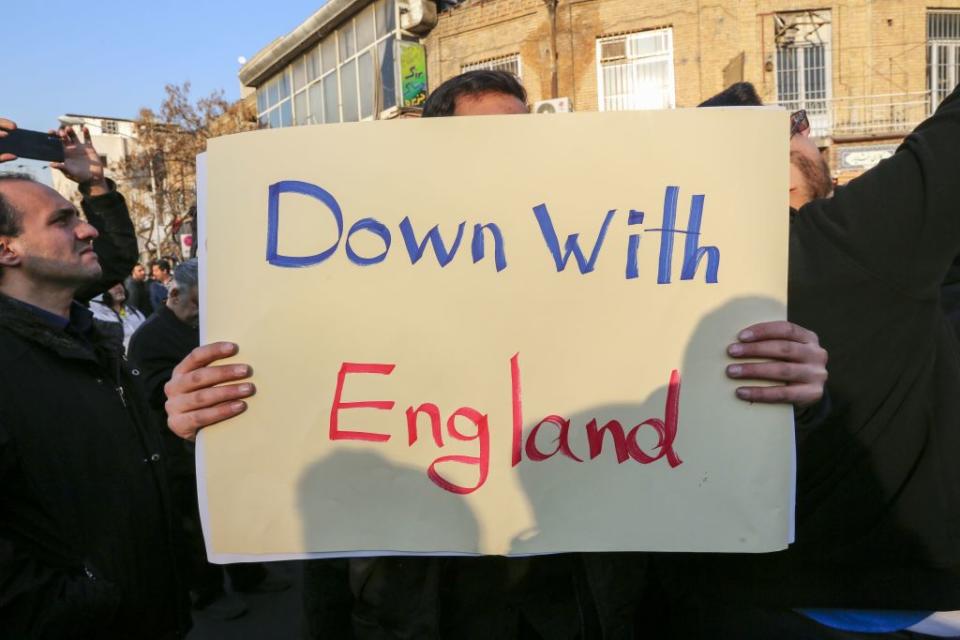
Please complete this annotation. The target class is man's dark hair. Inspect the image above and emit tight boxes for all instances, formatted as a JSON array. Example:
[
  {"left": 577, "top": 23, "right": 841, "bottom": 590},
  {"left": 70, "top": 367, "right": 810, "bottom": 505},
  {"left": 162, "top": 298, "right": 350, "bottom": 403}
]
[
  {"left": 422, "top": 70, "right": 527, "bottom": 118},
  {"left": 150, "top": 258, "right": 171, "bottom": 274},
  {"left": 0, "top": 173, "right": 36, "bottom": 237},
  {"left": 698, "top": 82, "right": 763, "bottom": 107}
]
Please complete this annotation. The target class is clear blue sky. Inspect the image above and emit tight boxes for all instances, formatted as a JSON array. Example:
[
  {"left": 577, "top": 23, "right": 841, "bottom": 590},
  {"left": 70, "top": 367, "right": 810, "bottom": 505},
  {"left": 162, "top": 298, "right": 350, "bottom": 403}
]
[{"left": 4, "top": 0, "right": 327, "bottom": 131}]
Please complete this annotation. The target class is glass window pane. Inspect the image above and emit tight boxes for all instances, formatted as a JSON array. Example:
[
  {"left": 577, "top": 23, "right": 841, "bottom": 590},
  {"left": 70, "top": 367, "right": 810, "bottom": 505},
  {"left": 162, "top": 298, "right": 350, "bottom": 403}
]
[
  {"left": 279, "top": 71, "right": 291, "bottom": 99},
  {"left": 258, "top": 113, "right": 269, "bottom": 128},
  {"left": 323, "top": 73, "right": 340, "bottom": 123},
  {"left": 307, "top": 48, "right": 321, "bottom": 82},
  {"left": 379, "top": 40, "right": 397, "bottom": 110},
  {"left": 339, "top": 23, "right": 356, "bottom": 61},
  {"left": 357, "top": 7, "right": 376, "bottom": 51},
  {"left": 269, "top": 108, "right": 280, "bottom": 128},
  {"left": 376, "top": 0, "right": 396, "bottom": 37},
  {"left": 293, "top": 58, "right": 306, "bottom": 92},
  {"left": 322, "top": 36, "right": 337, "bottom": 73},
  {"left": 295, "top": 91, "right": 308, "bottom": 125},
  {"left": 628, "top": 34, "right": 662, "bottom": 58},
  {"left": 280, "top": 100, "right": 292, "bottom": 127},
  {"left": 268, "top": 79, "right": 280, "bottom": 107},
  {"left": 358, "top": 51, "right": 375, "bottom": 119},
  {"left": 340, "top": 59, "right": 359, "bottom": 122},
  {"left": 308, "top": 82, "right": 324, "bottom": 123},
  {"left": 256, "top": 87, "right": 267, "bottom": 113}
]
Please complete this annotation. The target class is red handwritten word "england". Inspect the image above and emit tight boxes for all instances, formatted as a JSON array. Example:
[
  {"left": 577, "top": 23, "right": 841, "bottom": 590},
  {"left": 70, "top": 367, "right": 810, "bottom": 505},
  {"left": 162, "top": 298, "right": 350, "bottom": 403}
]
[{"left": 329, "top": 355, "right": 682, "bottom": 495}]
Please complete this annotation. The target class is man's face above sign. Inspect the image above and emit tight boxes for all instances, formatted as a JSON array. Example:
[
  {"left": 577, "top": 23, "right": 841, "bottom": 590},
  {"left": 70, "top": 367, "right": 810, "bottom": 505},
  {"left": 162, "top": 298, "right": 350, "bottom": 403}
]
[{"left": 452, "top": 91, "right": 529, "bottom": 117}]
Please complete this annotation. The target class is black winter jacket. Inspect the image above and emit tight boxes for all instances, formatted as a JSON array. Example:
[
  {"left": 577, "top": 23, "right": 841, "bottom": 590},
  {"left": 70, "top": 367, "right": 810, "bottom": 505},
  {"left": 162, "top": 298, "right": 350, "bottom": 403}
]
[
  {"left": 0, "top": 294, "right": 189, "bottom": 639},
  {"left": 684, "top": 83, "right": 960, "bottom": 610},
  {"left": 128, "top": 305, "right": 200, "bottom": 480}
]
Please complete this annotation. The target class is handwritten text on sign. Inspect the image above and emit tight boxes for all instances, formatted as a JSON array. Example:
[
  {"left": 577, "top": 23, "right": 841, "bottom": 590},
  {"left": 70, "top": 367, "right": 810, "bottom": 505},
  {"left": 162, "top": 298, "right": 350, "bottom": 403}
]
[
  {"left": 200, "top": 110, "right": 793, "bottom": 558},
  {"left": 267, "top": 182, "right": 720, "bottom": 283},
  {"left": 267, "top": 182, "right": 702, "bottom": 494}
]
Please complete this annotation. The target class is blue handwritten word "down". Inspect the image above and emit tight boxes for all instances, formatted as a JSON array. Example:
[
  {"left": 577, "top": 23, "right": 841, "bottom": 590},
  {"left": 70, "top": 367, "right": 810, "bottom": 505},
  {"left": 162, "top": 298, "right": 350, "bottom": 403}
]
[{"left": 265, "top": 181, "right": 719, "bottom": 283}]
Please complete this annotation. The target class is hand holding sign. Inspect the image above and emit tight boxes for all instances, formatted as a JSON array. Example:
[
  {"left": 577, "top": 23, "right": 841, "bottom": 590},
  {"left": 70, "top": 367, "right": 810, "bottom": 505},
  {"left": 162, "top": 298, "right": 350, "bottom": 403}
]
[
  {"left": 165, "top": 342, "right": 255, "bottom": 441},
  {"left": 726, "top": 321, "right": 827, "bottom": 406}
]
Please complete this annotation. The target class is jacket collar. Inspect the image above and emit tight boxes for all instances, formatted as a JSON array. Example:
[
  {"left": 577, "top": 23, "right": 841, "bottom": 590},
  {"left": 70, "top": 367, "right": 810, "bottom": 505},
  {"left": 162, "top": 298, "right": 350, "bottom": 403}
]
[{"left": 0, "top": 293, "right": 120, "bottom": 363}]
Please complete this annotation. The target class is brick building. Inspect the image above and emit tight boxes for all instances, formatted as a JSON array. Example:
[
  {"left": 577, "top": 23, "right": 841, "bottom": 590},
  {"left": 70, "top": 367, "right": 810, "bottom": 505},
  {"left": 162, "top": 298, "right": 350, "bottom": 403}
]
[
  {"left": 238, "top": 0, "right": 960, "bottom": 179},
  {"left": 425, "top": 0, "right": 960, "bottom": 180}
]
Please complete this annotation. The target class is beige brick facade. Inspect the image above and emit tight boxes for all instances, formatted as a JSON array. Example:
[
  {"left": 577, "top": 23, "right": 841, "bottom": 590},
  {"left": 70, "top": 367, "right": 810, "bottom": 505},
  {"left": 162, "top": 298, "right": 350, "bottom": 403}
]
[{"left": 424, "top": 0, "right": 960, "bottom": 179}]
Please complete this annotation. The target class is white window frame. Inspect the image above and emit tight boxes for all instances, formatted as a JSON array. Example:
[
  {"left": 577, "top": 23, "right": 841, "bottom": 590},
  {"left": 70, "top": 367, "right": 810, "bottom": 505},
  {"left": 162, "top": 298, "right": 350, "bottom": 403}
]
[
  {"left": 462, "top": 53, "right": 522, "bottom": 78},
  {"left": 773, "top": 10, "right": 833, "bottom": 136},
  {"left": 596, "top": 28, "right": 676, "bottom": 112},
  {"left": 257, "top": 0, "right": 402, "bottom": 128},
  {"left": 928, "top": 10, "right": 960, "bottom": 114}
]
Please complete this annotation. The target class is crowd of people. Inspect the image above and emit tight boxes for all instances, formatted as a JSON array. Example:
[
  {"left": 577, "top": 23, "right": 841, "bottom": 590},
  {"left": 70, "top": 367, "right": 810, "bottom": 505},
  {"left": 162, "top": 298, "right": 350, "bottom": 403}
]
[{"left": 0, "top": 68, "right": 957, "bottom": 639}]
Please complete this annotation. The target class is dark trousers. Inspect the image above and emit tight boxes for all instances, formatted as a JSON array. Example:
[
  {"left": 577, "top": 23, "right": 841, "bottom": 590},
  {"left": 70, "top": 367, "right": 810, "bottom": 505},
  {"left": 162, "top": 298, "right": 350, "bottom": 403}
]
[{"left": 171, "top": 471, "right": 266, "bottom": 599}]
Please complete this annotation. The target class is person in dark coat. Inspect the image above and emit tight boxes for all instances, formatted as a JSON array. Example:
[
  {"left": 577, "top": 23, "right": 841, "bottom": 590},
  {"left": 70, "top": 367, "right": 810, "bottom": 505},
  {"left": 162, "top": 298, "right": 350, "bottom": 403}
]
[
  {"left": 125, "top": 262, "right": 154, "bottom": 316},
  {"left": 940, "top": 256, "right": 960, "bottom": 345},
  {"left": 663, "top": 82, "right": 960, "bottom": 638},
  {"left": 0, "top": 123, "right": 189, "bottom": 638},
  {"left": 149, "top": 258, "right": 173, "bottom": 310}
]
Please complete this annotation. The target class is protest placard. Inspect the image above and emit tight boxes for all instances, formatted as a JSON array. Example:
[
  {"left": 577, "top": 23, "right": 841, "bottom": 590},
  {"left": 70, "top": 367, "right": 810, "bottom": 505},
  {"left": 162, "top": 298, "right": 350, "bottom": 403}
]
[{"left": 198, "top": 108, "right": 792, "bottom": 561}]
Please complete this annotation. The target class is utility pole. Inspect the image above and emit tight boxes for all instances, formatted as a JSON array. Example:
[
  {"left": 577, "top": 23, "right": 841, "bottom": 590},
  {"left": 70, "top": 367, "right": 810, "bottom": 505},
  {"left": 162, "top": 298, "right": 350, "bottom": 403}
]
[{"left": 544, "top": 0, "right": 559, "bottom": 99}]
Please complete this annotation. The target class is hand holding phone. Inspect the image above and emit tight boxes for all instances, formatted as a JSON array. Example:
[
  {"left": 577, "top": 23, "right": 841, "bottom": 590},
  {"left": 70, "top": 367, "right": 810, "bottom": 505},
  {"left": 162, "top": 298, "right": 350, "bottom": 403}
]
[
  {"left": 52, "top": 126, "right": 106, "bottom": 191},
  {"left": 0, "top": 118, "right": 19, "bottom": 163},
  {"left": 0, "top": 125, "right": 65, "bottom": 163}
]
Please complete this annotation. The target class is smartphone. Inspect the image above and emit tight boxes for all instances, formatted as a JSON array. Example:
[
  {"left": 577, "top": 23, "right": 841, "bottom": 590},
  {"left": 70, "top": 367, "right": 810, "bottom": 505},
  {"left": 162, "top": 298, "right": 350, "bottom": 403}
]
[{"left": 0, "top": 128, "right": 65, "bottom": 163}]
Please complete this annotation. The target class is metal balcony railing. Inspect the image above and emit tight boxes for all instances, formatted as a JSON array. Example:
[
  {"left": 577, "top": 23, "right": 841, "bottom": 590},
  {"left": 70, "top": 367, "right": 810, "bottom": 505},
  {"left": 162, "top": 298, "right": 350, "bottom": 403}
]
[{"left": 774, "top": 91, "right": 933, "bottom": 138}]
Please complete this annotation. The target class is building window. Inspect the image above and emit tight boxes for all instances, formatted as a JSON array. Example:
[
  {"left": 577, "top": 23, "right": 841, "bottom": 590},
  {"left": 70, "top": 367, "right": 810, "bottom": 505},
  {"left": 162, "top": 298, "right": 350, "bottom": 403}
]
[
  {"left": 256, "top": 0, "right": 399, "bottom": 128},
  {"left": 462, "top": 53, "right": 521, "bottom": 78},
  {"left": 774, "top": 11, "right": 831, "bottom": 136},
  {"left": 597, "top": 29, "right": 675, "bottom": 111},
  {"left": 928, "top": 11, "right": 960, "bottom": 113},
  {"left": 101, "top": 120, "right": 119, "bottom": 135},
  {"left": 256, "top": 71, "right": 293, "bottom": 128}
]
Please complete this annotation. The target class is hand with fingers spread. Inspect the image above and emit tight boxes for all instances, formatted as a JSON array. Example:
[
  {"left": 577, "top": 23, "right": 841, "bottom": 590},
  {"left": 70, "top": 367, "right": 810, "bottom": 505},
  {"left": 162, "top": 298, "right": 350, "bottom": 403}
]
[
  {"left": 725, "top": 320, "right": 828, "bottom": 407},
  {"left": 50, "top": 125, "right": 109, "bottom": 195},
  {"left": 165, "top": 342, "right": 256, "bottom": 441},
  {"left": 0, "top": 117, "right": 16, "bottom": 163}
]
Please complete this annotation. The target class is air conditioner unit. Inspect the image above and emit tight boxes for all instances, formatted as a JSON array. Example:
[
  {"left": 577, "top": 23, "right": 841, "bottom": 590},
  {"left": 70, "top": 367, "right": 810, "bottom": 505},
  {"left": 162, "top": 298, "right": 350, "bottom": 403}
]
[
  {"left": 533, "top": 97, "right": 572, "bottom": 114},
  {"left": 399, "top": 0, "right": 438, "bottom": 34}
]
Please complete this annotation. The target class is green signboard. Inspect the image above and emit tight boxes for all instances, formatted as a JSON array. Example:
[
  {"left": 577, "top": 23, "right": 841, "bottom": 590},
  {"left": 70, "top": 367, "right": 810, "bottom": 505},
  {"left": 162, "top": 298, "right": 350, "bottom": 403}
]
[{"left": 399, "top": 41, "right": 428, "bottom": 108}]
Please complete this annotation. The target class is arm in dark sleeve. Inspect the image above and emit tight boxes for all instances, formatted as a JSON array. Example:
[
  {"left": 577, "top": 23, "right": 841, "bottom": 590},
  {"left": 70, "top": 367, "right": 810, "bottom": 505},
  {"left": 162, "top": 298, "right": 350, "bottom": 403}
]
[
  {"left": 0, "top": 425, "right": 119, "bottom": 637},
  {"left": 794, "top": 387, "right": 832, "bottom": 445},
  {"left": 127, "top": 330, "right": 177, "bottom": 412},
  {"left": 796, "top": 83, "right": 960, "bottom": 296},
  {"left": 75, "top": 180, "right": 139, "bottom": 303}
]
